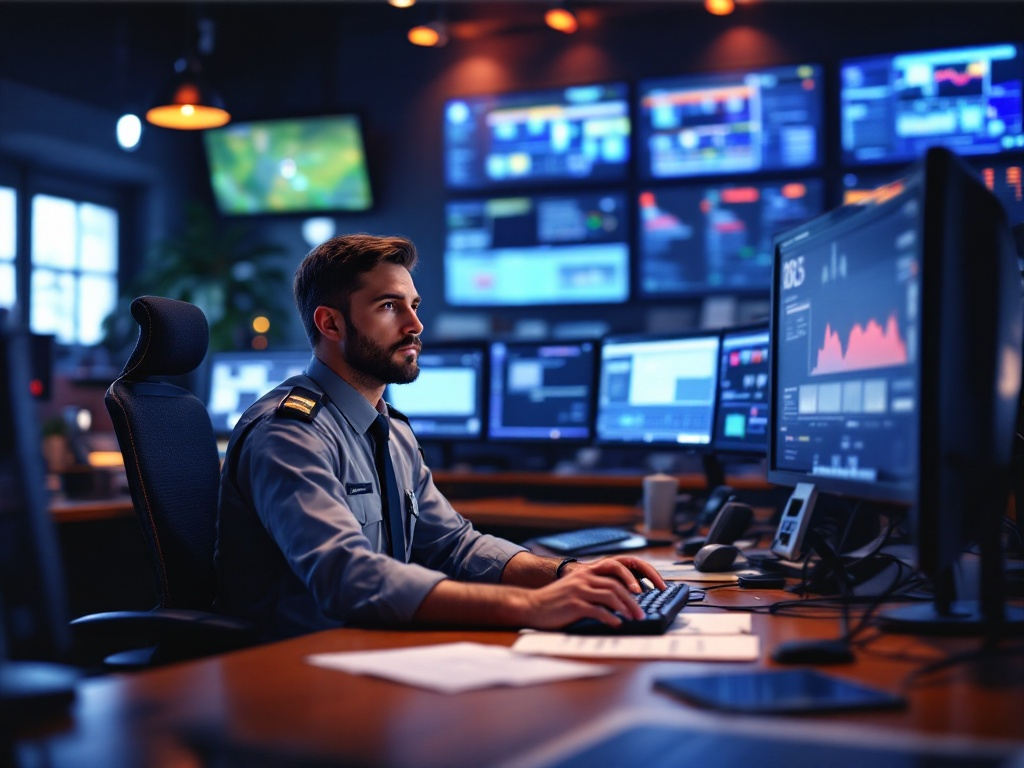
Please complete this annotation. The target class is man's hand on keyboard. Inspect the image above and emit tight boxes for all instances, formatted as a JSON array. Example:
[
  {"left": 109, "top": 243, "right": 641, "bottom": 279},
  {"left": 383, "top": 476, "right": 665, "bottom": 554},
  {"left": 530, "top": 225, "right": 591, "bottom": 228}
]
[{"left": 524, "top": 556, "right": 669, "bottom": 631}]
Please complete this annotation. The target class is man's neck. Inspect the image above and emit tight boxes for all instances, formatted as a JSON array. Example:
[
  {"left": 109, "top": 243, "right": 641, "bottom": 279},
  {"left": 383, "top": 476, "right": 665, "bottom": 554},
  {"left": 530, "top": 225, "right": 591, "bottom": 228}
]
[{"left": 313, "top": 350, "right": 385, "bottom": 407}]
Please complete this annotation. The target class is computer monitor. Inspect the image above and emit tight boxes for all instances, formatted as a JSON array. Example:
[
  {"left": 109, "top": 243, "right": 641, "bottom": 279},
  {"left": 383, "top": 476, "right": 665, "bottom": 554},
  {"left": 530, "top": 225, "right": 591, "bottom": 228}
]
[
  {"left": 638, "top": 178, "right": 825, "bottom": 297},
  {"left": 595, "top": 332, "right": 721, "bottom": 447},
  {"left": 840, "top": 42, "right": 1024, "bottom": 166},
  {"left": 0, "top": 319, "right": 79, "bottom": 714},
  {"left": 444, "top": 190, "right": 630, "bottom": 307},
  {"left": 638, "top": 63, "right": 823, "bottom": 180},
  {"left": 713, "top": 324, "right": 770, "bottom": 455},
  {"left": 384, "top": 343, "right": 486, "bottom": 441},
  {"left": 205, "top": 350, "right": 311, "bottom": 437},
  {"left": 487, "top": 340, "right": 597, "bottom": 442},
  {"left": 443, "top": 82, "right": 630, "bottom": 190},
  {"left": 768, "top": 146, "right": 1024, "bottom": 634}
]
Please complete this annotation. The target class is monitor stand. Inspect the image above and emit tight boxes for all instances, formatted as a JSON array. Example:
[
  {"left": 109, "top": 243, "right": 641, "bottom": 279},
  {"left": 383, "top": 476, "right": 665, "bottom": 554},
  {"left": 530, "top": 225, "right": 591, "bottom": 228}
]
[
  {"left": 877, "top": 511, "right": 1024, "bottom": 636},
  {"left": 0, "top": 660, "right": 78, "bottom": 720}
]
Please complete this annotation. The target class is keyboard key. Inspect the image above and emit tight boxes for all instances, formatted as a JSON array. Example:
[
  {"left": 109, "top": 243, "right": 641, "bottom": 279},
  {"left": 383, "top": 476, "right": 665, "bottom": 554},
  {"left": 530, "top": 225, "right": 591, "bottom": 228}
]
[{"left": 561, "top": 583, "right": 691, "bottom": 635}]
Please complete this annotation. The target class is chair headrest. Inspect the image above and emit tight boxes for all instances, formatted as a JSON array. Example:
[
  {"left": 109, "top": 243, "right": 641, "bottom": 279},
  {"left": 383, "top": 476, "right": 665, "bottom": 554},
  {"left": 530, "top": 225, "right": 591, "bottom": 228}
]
[{"left": 120, "top": 296, "right": 210, "bottom": 382}]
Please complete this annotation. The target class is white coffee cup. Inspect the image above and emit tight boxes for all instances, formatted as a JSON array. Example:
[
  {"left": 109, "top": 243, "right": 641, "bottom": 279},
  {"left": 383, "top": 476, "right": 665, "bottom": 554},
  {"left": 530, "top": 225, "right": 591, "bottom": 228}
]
[{"left": 642, "top": 473, "right": 679, "bottom": 532}]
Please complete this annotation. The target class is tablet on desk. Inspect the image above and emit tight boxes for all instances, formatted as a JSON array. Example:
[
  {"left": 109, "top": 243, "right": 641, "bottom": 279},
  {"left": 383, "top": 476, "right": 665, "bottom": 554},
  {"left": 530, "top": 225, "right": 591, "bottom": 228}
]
[{"left": 655, "top": 669, "right": 906, "bottom": 714}]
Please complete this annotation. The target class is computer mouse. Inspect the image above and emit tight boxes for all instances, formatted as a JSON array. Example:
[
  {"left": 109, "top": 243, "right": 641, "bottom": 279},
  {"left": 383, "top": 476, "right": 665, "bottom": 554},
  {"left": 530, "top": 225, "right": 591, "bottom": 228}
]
[{"left": 692, "top": 543, "right": 741, "bottom": 572}]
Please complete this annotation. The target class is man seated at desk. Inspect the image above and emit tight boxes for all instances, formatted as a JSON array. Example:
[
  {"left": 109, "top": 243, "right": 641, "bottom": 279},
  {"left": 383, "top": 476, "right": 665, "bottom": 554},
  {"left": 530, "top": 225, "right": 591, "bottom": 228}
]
[{"left": 216, "top": 234, "right": 665, "bottom": 640}]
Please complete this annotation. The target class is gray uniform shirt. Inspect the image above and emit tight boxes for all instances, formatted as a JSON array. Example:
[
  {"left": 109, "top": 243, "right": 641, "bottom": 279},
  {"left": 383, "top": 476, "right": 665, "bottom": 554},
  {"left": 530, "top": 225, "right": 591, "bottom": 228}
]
[{"left": 216, "top": 355, "right": 525, "bottom": 639}]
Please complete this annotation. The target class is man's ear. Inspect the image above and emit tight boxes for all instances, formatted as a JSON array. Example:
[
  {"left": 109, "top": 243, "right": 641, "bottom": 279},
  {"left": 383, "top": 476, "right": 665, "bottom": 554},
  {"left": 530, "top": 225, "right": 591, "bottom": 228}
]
[{"left": 313, "top": 305, "right": 345, "bottom": 343}]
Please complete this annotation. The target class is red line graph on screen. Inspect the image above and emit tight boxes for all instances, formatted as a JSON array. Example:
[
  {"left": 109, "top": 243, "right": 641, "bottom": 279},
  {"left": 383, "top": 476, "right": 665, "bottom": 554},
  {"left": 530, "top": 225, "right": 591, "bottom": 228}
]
[
  {"left": 811, "top": 313, "right": 909, "bottom": 375},
  {"left": 933, "top": 65, "right": 982, "bottom": 89}
]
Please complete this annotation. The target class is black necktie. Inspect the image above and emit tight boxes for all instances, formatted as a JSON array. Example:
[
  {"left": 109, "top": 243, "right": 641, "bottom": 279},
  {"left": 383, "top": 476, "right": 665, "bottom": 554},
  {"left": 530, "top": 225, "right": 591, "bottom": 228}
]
[{"left": 369, "top": 414, "right": 406, "bottom": 562}]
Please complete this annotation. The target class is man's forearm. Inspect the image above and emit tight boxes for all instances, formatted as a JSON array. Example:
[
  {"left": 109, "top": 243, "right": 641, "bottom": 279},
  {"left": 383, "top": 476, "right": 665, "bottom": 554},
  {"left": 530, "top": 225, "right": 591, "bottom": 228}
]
[
  {"left": 411, "top": 578, "right": 532, "bottom": 626},
  {"left": 499, "top": 550, "right": 572, "bottom": 588}
]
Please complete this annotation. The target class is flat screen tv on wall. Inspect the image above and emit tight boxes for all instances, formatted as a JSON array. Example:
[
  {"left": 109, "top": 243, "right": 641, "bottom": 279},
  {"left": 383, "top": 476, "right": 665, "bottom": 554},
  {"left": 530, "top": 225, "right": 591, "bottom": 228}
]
[{"left": 203, "top": 114, "right": 373, "bottom": 216}]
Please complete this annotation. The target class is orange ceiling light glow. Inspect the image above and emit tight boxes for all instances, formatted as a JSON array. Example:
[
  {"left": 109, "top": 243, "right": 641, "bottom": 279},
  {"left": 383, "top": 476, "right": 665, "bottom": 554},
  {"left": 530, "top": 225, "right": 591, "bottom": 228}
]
[
  {"left": 146, "top": 56, "right": 230, "bottom": 130},
  {"left": 705, "top": 0, "right": 736, "bottom": 16},
  {"left": 388, "top": 0, "right": 415, "bottom": 7},
  {"left": 408, "top": 21, "right": 448, "bottom": 47},
  {"left": 545, "top": 7, "right": 578, "bottom": 34}
]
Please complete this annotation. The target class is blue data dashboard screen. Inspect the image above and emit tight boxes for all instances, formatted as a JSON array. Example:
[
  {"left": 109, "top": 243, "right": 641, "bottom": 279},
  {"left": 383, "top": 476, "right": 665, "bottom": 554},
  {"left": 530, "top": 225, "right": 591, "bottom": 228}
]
[
  {"left": 638, "top": 178, "right": 824, "bottom": 297},
  {"left": 444, "top": 191, "right": 630, "bottom": 307},
  {"left": 638, "top": 63, "right": 823, "bottom": 179},
  {"left": 840, "top": 43, "right": 1024, "bottom": 165},
  {"left": 444, "top": 82, "right": 630, "bottom": 190}
]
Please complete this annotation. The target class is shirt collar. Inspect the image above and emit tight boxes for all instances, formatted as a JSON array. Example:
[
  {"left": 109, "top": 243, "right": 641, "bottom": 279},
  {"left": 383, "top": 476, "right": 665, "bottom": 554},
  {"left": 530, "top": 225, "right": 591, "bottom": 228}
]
[{"left": 306, "top": 355, "right": 383, "bottom": 435}]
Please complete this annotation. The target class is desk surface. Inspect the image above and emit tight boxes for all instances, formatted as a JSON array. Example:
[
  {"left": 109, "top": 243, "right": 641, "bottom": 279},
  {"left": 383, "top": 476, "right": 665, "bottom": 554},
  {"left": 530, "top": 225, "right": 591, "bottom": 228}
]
[{"left": 12, "top": 552, "right": 1024, "bottom": 768}]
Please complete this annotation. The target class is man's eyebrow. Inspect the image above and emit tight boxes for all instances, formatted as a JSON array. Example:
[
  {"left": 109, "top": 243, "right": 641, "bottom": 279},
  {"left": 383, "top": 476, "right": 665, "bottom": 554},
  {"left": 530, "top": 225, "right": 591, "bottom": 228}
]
[{"left": 371, "top": 291, "right": 421, "bottom": 303}]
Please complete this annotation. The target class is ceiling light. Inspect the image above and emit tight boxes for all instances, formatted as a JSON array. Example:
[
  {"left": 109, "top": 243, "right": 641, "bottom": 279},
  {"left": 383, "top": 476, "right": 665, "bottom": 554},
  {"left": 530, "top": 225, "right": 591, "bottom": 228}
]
[
  {"left": 146, "top": 55, "right": 231, "bottom": 130},
  {"left": 388, "top": 0, "right": 416, "bottom": 7},
  {"left": 408, "top": 20, "right": 448, "bottom": 47},
  {"left": 545, "top": 6, "right": 578, "bottom": 34},
  {"left": 705, "top": 0, "right": 736, "bottom": 15},
  {"left": 116, "top": 113, "right": 143, "bottom": 151}
]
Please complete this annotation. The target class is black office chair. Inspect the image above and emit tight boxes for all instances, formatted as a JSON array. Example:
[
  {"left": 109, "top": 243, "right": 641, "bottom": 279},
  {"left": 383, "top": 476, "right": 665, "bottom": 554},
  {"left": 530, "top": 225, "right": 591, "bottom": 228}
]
[{"left": 70, "top": 295, "right": 255, "bottom": 667}]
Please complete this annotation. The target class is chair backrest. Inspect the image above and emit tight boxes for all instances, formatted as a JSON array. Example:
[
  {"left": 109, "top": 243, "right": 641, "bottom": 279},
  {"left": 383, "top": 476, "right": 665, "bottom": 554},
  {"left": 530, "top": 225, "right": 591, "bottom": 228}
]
[{"left": 105, "top": 296, "right": 221, "bottom": 612}]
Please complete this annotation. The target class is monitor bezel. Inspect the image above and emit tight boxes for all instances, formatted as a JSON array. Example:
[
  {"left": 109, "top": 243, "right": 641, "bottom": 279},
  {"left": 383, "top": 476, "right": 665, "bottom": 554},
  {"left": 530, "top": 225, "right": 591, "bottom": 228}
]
[
  {"left": 594, "top": 329, "right": 723, "bottom": 449},
  {"left": 202, "top": 112, "right": 375, "bottom": 218},
  {"left": 636, "top": 62, "right": 825, "bottom": 182},
  {"left": 385, "top": 340, "right": 489, "bottom": 444},
  {"left": 485, "top": 337, "right": 600, "bottom": 445},
  {"left": 712, "top": 321, "right": 771, "bottom": 457},
  {"left": 442, "top": 80, "right": 632, "bottom": 193}
]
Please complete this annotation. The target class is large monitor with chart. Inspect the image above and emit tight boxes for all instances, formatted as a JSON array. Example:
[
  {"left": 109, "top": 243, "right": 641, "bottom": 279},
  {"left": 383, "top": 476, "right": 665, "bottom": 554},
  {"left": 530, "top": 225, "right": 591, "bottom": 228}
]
[
  {"left": 768, "top": 147, "right": 1023, "bottom": 633},
  {"left": 713, "top": 324, "right": 770, "bottom": 455}
]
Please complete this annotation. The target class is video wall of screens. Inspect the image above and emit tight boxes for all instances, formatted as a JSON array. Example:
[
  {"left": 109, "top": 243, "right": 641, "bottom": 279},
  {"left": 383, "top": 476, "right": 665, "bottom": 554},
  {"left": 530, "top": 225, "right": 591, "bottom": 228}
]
[
  {"left": 595, "top": 333, "right": 721, "bottom": 446},
  {"left": 444, "top": 82, "right": 631, "bottom": 190},
  {"left": 206, "top": 350, "right": 311, "bottom": 436},
  {"left": 637, "top": 178, "right": 825, "bottom": 297},
  {"left": 713, "top": 326, "right": 770, "bottom": 455},
  {"left": 385, "top": 344, "right": 486, "bottom": 441},
  {"left": 840, "top": 42, "right": 1024, "bottom": 166},
  {"left": 203, "top": 114, "right": 373, "bottom": 215},
  {"left": 443, "top": 190, "right": 630, "bottom": 307},
  {"left": 637, "top": 64, "right": 824, "bottom": 180},
  {"left": 487, "top": 340, "right": 597, "bottom": 442}
]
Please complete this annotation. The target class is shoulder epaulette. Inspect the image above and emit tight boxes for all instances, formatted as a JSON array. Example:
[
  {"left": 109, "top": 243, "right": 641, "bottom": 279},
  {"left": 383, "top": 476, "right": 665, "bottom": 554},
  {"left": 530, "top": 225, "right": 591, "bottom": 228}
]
[{"left": 276, "top": 386, "right": 324, "bottom": 422}]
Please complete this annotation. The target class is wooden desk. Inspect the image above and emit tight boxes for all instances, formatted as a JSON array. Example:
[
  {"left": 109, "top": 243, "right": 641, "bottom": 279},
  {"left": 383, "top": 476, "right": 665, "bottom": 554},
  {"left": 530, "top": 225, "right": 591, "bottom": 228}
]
[
  {"left": 49, "top": 496, "right": 134, "bottom": 524},
  {"left": 10, "top": 564, "right": 1024, "bottom": 767}
]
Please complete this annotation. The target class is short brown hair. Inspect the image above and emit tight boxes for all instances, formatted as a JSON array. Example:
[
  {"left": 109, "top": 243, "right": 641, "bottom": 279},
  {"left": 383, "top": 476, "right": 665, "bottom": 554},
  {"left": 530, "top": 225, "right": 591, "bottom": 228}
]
[{"left": 294, "top": 233, "right": 419, "bottom": 347}]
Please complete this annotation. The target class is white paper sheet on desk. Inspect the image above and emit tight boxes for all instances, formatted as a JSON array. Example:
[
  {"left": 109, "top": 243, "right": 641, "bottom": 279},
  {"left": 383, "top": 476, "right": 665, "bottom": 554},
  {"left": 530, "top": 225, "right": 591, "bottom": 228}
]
[
  {"left": 511, "top": 632, "right": 760, "bottom": 661},
  {"left": 306, "top": 641, "right": 612, "bottom": 694}
]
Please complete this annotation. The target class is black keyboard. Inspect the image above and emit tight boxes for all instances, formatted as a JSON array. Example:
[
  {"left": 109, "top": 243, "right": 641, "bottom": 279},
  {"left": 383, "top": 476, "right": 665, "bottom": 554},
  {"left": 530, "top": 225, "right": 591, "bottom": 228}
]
[
  {"left": 561, "top": 583, "right": 691, "bottom": 635},
  {"left": 534, "top": 527, "right": 634, "bottom": 554}
]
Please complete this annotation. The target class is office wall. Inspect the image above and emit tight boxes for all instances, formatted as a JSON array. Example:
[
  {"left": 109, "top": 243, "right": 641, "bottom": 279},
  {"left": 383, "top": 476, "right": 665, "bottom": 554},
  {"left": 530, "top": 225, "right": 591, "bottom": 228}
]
[
  {"left": 194, "top": 0, "right": 1019, "bottom": 346},
  {"left": 1, "top": 1, "right": 1019, "bottom": 349}
]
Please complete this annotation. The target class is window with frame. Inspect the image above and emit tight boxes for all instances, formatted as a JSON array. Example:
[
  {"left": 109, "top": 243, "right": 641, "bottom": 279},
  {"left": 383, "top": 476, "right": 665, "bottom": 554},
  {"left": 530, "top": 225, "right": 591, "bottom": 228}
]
[
  {"left": 0, "top": 186, "right": 15, "bottom": 309},
  {"left": 30, "top": 194, "right": 118, "bottom": 346}
]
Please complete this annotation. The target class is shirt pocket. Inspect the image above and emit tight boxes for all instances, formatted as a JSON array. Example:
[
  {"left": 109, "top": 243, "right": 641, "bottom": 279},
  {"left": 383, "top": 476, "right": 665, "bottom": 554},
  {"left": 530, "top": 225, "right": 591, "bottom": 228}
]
[{"left": 347, "top": 493, "right": 384, "bottom": 531}]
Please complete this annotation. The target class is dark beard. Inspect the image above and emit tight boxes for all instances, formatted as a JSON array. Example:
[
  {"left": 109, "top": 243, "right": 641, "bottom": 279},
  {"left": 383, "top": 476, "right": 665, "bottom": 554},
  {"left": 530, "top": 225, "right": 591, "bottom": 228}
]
[{"left": 343, "top": 313, "right": 421, "bottom": 385}]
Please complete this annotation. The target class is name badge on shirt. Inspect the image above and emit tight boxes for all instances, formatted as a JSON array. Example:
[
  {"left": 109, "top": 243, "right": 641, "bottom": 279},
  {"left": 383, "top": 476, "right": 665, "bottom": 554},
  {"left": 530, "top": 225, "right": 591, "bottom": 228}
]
[{"left": 346, "top": 482, "right": 374, "bottom": 496}]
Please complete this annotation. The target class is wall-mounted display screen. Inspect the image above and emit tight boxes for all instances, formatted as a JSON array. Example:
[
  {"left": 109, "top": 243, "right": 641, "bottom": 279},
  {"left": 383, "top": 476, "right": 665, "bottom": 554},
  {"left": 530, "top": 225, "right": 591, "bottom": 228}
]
[
  {"left": 595, "top": 333, "right": 721, "bottom": 446},
  {"left": 713, "top": 326, "right": 770, "bottom": 455},
  {"left": 638, "top": 178, "right": 824, "bottom": 297},
  {"left": 840, "top": 43, "right": 1024, "bottom": 166},
  {"left": 444, "top": 190, "right": 630, "bottom": 307},
  {"left": 203, "top": 114, "right": 373, "bottom": 215},
  {"left": 638, "top": 64, "right": 823, "bottom": 179},
  {"left": 487, "top": 340, "right": 597, "bottom": 442},
  {"left": 444, "top": 83, "right": 630, "bottom": 190},
  {"left": 385, "top": 344, "right": 486, "bottom": 441},
  {"left": 205, "top": 350, "right": 311, "bottom": 436},
  {"left": 842, "top": 158, "right": 1022, "bottom": 226}
]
